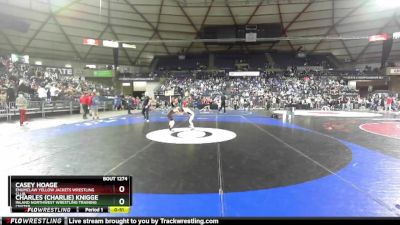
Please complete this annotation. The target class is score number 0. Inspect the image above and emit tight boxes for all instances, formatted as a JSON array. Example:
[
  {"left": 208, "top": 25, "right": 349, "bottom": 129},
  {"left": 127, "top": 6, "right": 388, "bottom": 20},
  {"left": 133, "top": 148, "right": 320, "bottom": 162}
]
[{"left": 118, "top": 185, "right": 127, "bottom": 205}]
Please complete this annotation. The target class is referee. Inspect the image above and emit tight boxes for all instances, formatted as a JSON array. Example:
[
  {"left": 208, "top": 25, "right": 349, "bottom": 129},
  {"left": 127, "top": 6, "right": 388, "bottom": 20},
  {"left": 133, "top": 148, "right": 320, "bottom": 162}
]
[
  {"left": 142, "top": 94, "right": 151, "bottom": 122},
  {"left": 219, "top": 94, "right": 226, "bottom": 113}
]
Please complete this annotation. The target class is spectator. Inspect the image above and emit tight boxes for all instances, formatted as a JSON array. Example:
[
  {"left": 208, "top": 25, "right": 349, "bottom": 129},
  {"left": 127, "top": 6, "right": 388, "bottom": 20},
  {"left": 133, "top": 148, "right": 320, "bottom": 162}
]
[
  {"left": 90, "top": 91, "right": 100, "bottom": 120},
  {"left": 127, "top": 96, "right": 133, "bottom": 114},
  {"left": 0, "top": 90, "right": 6, "bottom": 107},
  {"left": 1, "top": 60, "right": 113, "bottom": 101},
  {"left": 79, "top": 92, "right": 90, "bottom": 119},
  {"left": 386, "top": 96, "right": 393, "bottom": 111},
  {"left": 113, "top": 95, "right": 122, "bottom": 110},
  {"left": 46, "top": 88, "right": 51, "bottom": 103},
  {"left": 15, "top": 93, "right": 28, "bottom": 126},
  {"left": 6, "top": 84, "right": 15, "bottom": 106},
  {"left": 38, "top": 86, "right": 47, "bottom": 101}
]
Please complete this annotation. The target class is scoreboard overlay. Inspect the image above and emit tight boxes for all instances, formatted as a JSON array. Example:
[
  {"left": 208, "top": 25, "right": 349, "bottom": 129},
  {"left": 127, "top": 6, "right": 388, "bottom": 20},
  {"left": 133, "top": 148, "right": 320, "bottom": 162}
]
[{"left": 8, "top": 176, "right": 132, "bottom": 213}]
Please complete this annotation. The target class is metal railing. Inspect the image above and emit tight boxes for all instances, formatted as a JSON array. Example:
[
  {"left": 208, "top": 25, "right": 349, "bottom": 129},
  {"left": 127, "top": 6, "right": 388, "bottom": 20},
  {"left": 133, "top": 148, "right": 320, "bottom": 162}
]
[
  {"left": 0, "top": 100, "right": 113, "bottom": 122},
  {"left": 0, "top": 103, "right": 8, "bottom": 120}
]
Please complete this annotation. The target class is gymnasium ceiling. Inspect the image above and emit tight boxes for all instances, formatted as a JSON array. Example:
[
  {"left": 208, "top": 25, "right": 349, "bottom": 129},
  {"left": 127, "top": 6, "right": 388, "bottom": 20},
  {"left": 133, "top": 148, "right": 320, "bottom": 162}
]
[{"left": 0, "top": 0, "right": 399, "bottom": 66}]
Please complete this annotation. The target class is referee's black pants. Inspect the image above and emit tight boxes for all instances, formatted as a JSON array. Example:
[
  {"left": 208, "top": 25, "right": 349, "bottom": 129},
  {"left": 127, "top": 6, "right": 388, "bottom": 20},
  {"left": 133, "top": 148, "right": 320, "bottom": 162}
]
[
  {"left": 219, "top": 102, "right": 226, "bottom": 113},
  {"left": 142, "top": 107, "right": 149, "bottom": 120}
]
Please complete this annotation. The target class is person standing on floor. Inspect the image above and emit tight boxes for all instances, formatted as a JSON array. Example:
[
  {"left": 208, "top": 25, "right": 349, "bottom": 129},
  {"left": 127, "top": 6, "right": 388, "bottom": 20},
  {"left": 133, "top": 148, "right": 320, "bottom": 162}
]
[
  {"left": 386, "top": 95, "right": 393, "bottom": 112},
  {"left": 182, "top": 97, "right": 195, "bottom": 129},
  {"left": 218, "top": 94, "right": 226, "bottom": 113},
  {"left": 132, "top": 96, "right": 138, "bottom": 110},
  {"left": 80, "top": 91, "right": 90, "bottom": 119},
  {"left": 233, "top": 97, "right": 239, "bottom": 110},
  {"left": 135, "top": 97, "right": 141, "bottom": 109},
  {"left": 16, "top": 93, "right": 28, "bottom": 126},
  {"left": 142, "top": 94, "right": 151, "bottom": 122},
  {"left": 90, "top": 91, "right": 100, "bottom": 120},
  {"left": 127, "top": 96, "right": 133, "bottom": 115},
  {"left": 113, "top": 95, "right": 122, "bottom": 110}
]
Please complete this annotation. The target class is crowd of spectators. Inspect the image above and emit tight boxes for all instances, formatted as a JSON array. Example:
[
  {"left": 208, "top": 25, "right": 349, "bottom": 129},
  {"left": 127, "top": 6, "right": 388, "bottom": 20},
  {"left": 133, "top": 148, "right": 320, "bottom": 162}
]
[
  {"left": 156, "top": 70, "right": 399, "bottom": 112},
  {"left": 1, "top": 54, "right": 399, "bottom": 113},
  {"left": 0, "top": 57, "right": 113, "bottom": 107}
]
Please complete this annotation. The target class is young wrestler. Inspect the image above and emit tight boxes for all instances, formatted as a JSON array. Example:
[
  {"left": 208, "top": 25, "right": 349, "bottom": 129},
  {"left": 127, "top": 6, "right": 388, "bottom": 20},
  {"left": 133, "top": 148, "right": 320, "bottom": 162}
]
[{"left": 167, "top": 97, "right": 196, "bottom": 131}]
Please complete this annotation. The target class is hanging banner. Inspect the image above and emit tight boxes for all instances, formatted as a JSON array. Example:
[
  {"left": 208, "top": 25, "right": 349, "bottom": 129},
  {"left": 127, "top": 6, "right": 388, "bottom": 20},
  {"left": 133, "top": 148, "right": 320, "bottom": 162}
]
[
  {"left": 15, "top": 64, "right": 73, "bottom": 76},
  {"left": 80, "top": 70, "right": 114, "bottom": 77},
  {"left": 83, "top": 38, "right": 100, "bottom": 46},
  {"left": 103, "top": 40, "right": 119, "bottom": 48},
  {"left": 229, "top": 71, "right": 260, "bottom": 76},
  {"left": 93, "top": 70, "right": 114, "bottom": 77},
  {"left": 386, "top": 67, "right": 400, "bottom": 75},
  {"left": 41, "top": 66, "right": 73, "bottom": 76},
  {"left": 368, "top": 33, "right": 388, "bottom": 42},
  {"left": 119, "top": 77, "right": 158, "bottom": 81},
  {"left": 341, "top": 75, "right": 387, "bottom": 80},
  {"left": 164, "top": 89, "right": 175, "bottom": 96},
  {"left": 11, "top": 54, "right": 29, "bottom": 64},
  {"left": 295, "top": 66, "right": 323, "bottom": 71},
  {"left": 393, "top": 32, "right": 400, "bottom": 40}
]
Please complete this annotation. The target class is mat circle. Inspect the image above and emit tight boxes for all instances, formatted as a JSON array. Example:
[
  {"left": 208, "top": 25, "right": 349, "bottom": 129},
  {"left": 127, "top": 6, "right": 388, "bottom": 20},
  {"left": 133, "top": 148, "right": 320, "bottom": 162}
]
[{"left": 146, "top": 127, "right": 237, "bottom": 144}]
